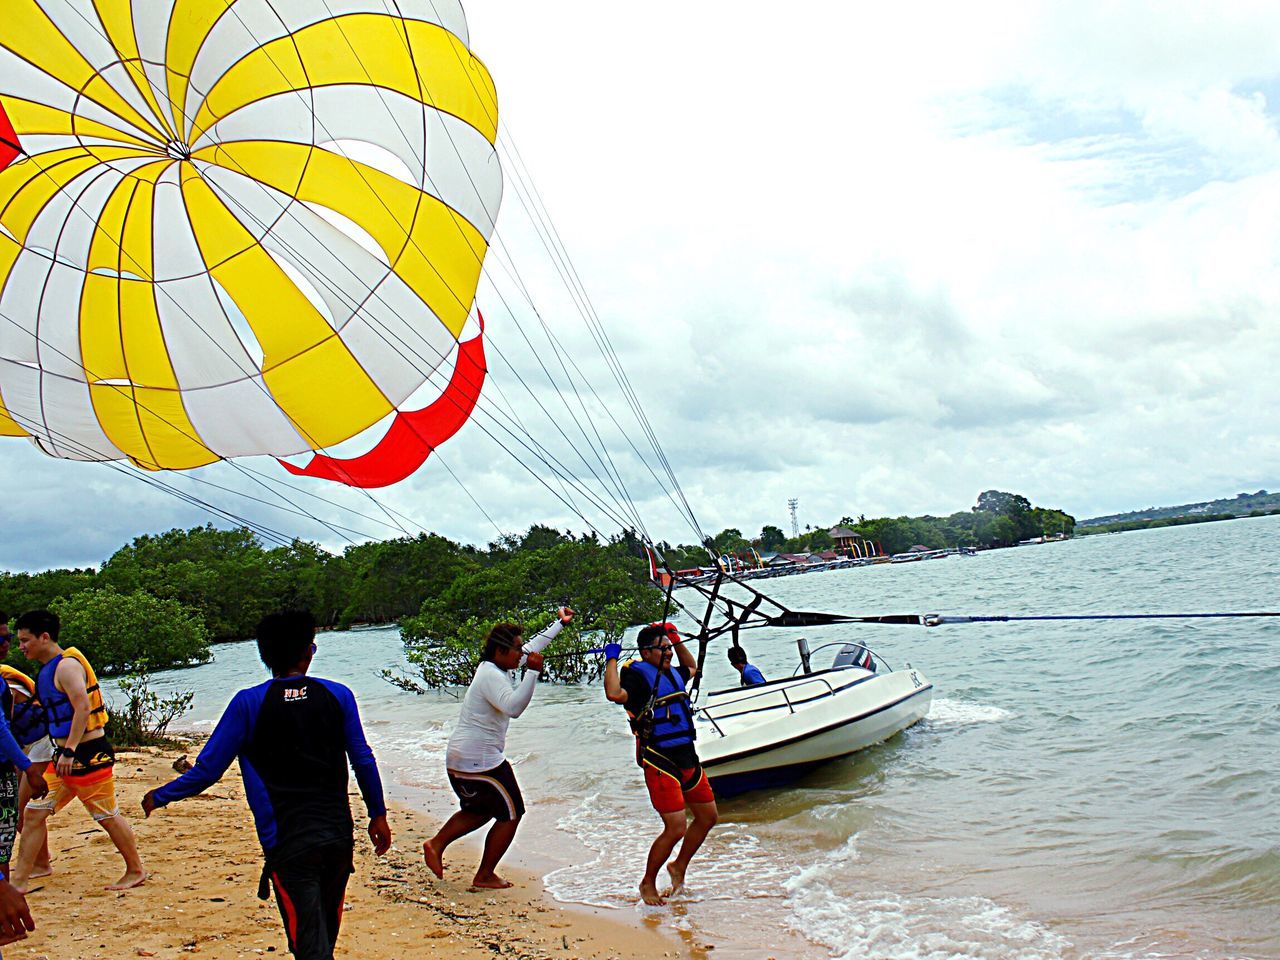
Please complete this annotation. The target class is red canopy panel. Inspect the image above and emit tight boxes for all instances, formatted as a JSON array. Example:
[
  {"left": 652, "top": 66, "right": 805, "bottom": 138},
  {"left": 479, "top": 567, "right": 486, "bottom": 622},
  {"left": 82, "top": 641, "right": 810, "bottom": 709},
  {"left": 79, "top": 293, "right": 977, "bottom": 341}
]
[
  {"left": 279, "top": 313, "right": 488, "bottom": 488},
  {"left": 0, "top": 100, "right": 20, "bottom": 173}
]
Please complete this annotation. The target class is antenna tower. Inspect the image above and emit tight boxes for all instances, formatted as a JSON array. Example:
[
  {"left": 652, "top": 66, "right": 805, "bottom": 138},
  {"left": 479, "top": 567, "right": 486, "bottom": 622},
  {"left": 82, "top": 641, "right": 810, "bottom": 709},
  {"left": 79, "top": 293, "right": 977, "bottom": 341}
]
[{"left": 788, "top": 498, "right": 799, "bottom": 538}]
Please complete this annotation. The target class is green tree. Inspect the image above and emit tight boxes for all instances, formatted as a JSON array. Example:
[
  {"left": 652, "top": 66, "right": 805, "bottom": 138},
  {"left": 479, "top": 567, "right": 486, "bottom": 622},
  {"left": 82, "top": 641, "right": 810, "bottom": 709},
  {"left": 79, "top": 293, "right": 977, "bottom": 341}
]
[
  {"left": 986, "top": 516, "right": 1018, "bottom": 546},
  {"left": 0, "top": 568, "right": 98, "bottom": 617},
  {"left": 710, "top": 528, "right": 749, "bottom": 555},
  {"left": 974, "top": 490, "right": 1031, "bottom": 515},
  {"left": 759, "top": 525, "right": 786, "bottom": 551},
  {"left": 263, "top": 540, "right": 349, "bottom": 627},
  {"left": 399, "top": 537, "right": 662, "bottom": 689},
  {"left": 98, "top": 525, "right": 274, "bottom": 640},
  {"left": 662, "top": 542, "right": 710, "bottom": 570},
  {"left": 340, "top": 533, "right": 478, "bottom": 626},
  {"left": 109, "top": 663, "right": 195, "bottom": 747},
  {"left": 47, "top": 589, "right": 211, "bottom": 676}
]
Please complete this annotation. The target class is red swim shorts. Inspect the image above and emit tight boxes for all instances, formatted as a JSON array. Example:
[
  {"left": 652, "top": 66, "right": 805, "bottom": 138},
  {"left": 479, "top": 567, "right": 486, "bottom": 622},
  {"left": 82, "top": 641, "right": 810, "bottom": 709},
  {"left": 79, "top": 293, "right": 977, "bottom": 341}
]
[{"left": 643, "top": 764, "right": 715, "bottom": 814}]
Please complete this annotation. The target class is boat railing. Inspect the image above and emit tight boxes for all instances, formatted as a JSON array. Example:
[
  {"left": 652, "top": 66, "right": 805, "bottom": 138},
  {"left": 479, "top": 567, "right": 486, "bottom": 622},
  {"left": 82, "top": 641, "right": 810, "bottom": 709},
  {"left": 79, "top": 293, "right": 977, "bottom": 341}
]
[{"left": 696, "top": 672, "right": 861, "bottom": 738}]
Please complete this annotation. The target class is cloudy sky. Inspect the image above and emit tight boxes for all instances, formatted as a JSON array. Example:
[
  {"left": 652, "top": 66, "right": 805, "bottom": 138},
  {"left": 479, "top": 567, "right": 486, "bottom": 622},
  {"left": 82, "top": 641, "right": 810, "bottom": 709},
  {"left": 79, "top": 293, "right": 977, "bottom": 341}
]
[{"left": 4, "top": 1, "right": 1280, "bottom": 571}]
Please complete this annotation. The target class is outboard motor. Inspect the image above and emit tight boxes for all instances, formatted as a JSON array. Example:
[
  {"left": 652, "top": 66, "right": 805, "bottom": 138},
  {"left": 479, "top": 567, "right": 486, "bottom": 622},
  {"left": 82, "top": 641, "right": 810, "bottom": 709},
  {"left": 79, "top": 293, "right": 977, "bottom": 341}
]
[
  {"left": 832, "top": 643, "right": 876, "bottom": 672},
  {"left": 797, "top": 637, "right": 812, "bottom": 674}
]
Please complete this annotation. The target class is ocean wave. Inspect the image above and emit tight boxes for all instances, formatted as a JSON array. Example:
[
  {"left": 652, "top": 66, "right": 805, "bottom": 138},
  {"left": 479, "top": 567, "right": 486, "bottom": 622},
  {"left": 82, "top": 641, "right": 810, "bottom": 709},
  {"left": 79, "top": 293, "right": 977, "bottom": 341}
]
[
  {"left": 927, "top": 697, "right": 1014, "bottom": 727},
  {"left": 544, "top": 792, "right": 791, "bottom": 909},
  {"left": 368, "top": 723, "right": 451, "bottom": 788},
  {"left": 784, "top": 842, "right": 1073, "bottom": 960}
]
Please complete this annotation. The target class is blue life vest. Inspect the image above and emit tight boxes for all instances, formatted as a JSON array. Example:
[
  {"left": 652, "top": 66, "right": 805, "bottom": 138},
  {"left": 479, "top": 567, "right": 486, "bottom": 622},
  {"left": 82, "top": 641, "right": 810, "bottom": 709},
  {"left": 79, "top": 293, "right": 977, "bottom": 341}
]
[
  {"left": 625, "top": 660, "right": 696, "bottom": 750},
  {"left": 1, "top": 665, "right": 47, "bottom": 747},
  {"left": 36, "top": 650, "right": 108, "bottom": 740},
  {"left": 10, "top": 698, "right": 48, "bottom": 747}
]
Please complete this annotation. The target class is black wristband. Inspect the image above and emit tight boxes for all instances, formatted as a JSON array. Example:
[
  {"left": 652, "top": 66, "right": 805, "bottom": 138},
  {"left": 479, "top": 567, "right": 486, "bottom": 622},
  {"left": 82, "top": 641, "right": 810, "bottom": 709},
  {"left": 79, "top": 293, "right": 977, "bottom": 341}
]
[{"left": 57, "top": 746, "right": 76, "bottom": 759}]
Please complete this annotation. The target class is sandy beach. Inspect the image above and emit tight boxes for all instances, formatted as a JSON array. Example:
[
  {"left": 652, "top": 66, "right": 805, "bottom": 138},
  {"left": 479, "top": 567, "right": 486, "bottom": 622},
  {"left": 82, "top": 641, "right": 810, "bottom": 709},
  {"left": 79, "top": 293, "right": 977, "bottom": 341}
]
[{"left": 3, "top": 748, "right": 703, "bottom": 960}]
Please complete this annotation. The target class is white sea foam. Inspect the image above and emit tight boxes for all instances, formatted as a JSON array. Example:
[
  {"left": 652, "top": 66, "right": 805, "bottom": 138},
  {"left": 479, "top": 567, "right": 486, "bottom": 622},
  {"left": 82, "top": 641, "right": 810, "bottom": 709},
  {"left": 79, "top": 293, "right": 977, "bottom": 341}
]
[
  {"left": 784, "top": 839, "right": 1072, "bottom": 960},
  {"left": 927, "top": 697, "right": 1013, "bottom": 727},
  {"left": 544, "top": 792, "right": 791, "bottom": 909},
  {"left": 369, "top": 722, "right": 451, "bottom": 789}
]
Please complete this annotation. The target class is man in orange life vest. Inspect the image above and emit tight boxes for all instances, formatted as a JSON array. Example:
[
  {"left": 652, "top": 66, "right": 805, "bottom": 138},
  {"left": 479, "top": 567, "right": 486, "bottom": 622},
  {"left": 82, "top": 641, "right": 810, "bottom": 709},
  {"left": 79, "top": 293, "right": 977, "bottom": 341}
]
[
  {"left": 604, "top": 622, "right": 718, "bottom": 905},
  {"left": 10, "top": 610, "right": 147, "bottom": 892}
]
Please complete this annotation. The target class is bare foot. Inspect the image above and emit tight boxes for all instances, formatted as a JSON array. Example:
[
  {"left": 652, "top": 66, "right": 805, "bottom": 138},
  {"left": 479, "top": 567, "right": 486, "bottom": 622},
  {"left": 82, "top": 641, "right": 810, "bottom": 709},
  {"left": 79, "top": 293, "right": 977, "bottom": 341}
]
[
  {"left": 28, "top": 865, "right": 53, "bottom": 880},
  {"left": 665, "top": 862, "right": 686, "bottom": 898},
  {"left": 106, "top": 869, "right": 149, "bottom": 891},
  {"left": 422, "top": 839, "right": 444, "bottom": 879},
  {"left": 639, "top": 879, "right": 666, "bottom": 906},
  {"left": 470, "top": 874, "right": 514, "bottom": 890}
]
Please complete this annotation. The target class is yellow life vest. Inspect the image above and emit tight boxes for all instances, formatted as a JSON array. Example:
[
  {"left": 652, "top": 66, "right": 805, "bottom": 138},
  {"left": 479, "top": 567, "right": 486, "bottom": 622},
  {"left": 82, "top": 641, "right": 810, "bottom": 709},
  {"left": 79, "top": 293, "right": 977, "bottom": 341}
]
[{"left": 0, "top": 663, "right": 35, "bottom": 699}]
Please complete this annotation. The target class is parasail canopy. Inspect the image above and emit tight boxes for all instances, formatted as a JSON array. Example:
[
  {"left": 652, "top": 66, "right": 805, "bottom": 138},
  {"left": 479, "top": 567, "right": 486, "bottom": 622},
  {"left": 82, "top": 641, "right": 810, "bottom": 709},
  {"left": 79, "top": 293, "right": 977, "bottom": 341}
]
[{"left": 0, "top": 0, "right": 500, "bottom": 482}]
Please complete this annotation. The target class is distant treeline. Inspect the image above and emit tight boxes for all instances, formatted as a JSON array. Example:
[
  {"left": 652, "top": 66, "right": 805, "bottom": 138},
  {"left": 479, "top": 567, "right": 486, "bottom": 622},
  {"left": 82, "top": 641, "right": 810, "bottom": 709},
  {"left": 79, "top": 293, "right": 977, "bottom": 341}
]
[
  {"left": 1076, "top": 510, "right": 1279, "bottom": 536},
  {"left": 1080, "top": 489, "right": 1280, "bottom": 527},
  {"left": 1, "top": 523, "right": 661, "bottom": 677},
  {"left": 658, "top": 490, "right": 1076, "bottom": 569}
]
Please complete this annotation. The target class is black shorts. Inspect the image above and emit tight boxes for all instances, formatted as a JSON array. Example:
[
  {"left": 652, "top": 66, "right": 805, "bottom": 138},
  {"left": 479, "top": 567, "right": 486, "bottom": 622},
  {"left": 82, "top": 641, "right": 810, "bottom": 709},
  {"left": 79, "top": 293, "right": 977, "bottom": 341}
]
[
  {"left": 447, "top": 760, "right": 525, "bottom": 822},
  {"left": 267, "top": 842, "right": 354, "bottom": 960}
]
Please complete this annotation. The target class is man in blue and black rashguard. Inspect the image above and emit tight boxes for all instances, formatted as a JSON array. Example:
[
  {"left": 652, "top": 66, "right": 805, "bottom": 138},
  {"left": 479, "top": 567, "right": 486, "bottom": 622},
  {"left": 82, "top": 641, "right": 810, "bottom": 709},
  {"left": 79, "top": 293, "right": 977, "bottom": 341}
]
[{"left": 143, "top": 611, "right": 391, "bottom": 960}]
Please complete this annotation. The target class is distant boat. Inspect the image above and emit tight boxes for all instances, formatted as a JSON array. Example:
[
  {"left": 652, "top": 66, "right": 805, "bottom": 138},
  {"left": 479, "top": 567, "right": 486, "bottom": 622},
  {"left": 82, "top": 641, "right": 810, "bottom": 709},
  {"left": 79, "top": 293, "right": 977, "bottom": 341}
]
[{"left": 890, "top": 551, "right": 925, "bottom": 563}]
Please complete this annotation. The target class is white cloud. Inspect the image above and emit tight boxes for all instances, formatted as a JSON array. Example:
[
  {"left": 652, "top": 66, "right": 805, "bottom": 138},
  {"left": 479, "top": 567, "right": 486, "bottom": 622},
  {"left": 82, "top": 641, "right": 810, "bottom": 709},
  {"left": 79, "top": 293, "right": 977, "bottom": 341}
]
[{"left": 3, "top": 1, "right": 1280, "bottom": 571}]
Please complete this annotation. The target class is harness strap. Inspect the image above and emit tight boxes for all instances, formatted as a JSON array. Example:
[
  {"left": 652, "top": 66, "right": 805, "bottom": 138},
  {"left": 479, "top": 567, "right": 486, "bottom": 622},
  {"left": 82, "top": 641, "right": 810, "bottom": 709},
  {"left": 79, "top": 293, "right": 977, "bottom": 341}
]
[{"left": 640, "top": 745, "right": 703, "bottom": 789}]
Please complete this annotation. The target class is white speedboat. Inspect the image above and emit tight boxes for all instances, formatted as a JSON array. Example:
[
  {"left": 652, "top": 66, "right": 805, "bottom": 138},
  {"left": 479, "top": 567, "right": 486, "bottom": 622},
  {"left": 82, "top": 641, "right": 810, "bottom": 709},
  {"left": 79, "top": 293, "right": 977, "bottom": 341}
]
[{"left": 695, "top": 641, "right": 933, "bottom": 796}]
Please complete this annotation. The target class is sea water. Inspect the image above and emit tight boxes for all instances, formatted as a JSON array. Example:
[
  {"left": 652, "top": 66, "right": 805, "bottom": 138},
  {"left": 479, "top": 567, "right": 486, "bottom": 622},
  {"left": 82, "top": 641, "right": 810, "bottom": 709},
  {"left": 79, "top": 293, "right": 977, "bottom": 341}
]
[{"left": 124, "top": 515, "right": 1280, "bottom": 959}]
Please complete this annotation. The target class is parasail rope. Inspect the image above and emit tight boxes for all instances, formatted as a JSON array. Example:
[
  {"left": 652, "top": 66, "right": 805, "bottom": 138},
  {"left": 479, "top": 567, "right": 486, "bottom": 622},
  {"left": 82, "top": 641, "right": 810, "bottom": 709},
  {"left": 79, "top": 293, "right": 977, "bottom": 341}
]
[
  {"left": 0, "top": 389, "right": 302, "bottom": 548},
  {"left": 8, "top": 11, "right": 607, "bottom": 550},
  {"left": 923, "top": 612, "right": 1280, "bottom": 625},
  {"left": 15, "top": 2, "right": 697, "bottom": 555},
  {"left": 306, "top": 0, "right": 674, "bottom": 542},
  {"left": 181, "top": 1, "right": 660, "bottom": 543},
  {"left": 375, "top": 0, "right": 708, "bottom": 543},
  {"left": 36, "top": 1, "right": 423, "bottom": 543},
  {"left": 495, "top": 131, "right": 709, "bottom": 545},
  {"left": 0, "top": 307, "right": 393, "bottom": 546}
]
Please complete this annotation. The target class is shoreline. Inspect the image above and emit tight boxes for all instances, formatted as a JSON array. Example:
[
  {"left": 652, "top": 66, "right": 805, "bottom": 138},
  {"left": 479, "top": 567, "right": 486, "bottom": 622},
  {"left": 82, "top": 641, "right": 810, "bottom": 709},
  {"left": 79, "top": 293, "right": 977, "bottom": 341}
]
[{"left": 4, "top": 748, "right": 702, "bottom": 960}]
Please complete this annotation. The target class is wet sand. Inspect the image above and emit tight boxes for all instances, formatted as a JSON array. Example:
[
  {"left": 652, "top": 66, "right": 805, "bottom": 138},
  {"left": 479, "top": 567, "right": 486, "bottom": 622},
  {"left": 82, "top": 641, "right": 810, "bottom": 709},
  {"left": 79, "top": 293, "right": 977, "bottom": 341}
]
[{"left": 4, "top": 748, "right": 701, "bottom": 960}]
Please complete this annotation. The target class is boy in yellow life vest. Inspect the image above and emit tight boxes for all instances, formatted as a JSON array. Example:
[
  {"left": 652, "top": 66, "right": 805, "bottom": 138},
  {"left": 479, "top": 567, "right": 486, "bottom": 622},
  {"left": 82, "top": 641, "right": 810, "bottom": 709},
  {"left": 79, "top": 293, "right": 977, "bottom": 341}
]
[
  {"left": 9, "top": 610, "right": 147, "bottom": 893},
  {"left": 0, "top": 617, "right": 53, "bottom": 880}
]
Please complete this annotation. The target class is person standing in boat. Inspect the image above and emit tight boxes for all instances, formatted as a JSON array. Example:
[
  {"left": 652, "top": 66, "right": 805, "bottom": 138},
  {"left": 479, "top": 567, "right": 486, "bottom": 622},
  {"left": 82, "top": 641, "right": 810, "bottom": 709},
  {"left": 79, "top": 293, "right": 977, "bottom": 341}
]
[
  {"left": 727, "top": 646, "right": 766, "bottom": 686},
  {"left": 603, "top": 621, "right": 718, "bottom": 906},
  {"left": 424, "top": 606, "right": 574, "bottom": 890}
]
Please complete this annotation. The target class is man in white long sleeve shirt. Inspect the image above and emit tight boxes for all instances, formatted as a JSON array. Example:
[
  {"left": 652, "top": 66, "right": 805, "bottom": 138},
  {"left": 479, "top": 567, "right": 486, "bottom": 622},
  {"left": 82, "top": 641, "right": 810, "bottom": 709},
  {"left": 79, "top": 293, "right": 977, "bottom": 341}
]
[{"left": 423, "top": 607, "right": 573, "bottom": 889}]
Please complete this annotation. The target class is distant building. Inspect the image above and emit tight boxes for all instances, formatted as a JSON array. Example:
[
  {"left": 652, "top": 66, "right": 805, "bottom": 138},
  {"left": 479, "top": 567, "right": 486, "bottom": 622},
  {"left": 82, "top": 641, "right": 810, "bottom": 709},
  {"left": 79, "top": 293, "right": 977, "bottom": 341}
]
[
  {"left": 767, "top": 552, "right": 809, "bottom": 567},
  {"left": 828, "top": 527, "right": 882, "bottom": 558},
  {"left": 828, "top": 526, "right": 858, "bottom": 551}
]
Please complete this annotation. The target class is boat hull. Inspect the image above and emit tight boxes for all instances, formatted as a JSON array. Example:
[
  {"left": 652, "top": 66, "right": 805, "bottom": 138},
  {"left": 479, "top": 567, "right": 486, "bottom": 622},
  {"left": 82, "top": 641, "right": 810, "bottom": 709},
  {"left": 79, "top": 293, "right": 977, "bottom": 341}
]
[{"left": 696, "top": 667, "right": 933, "bottom": 797}]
